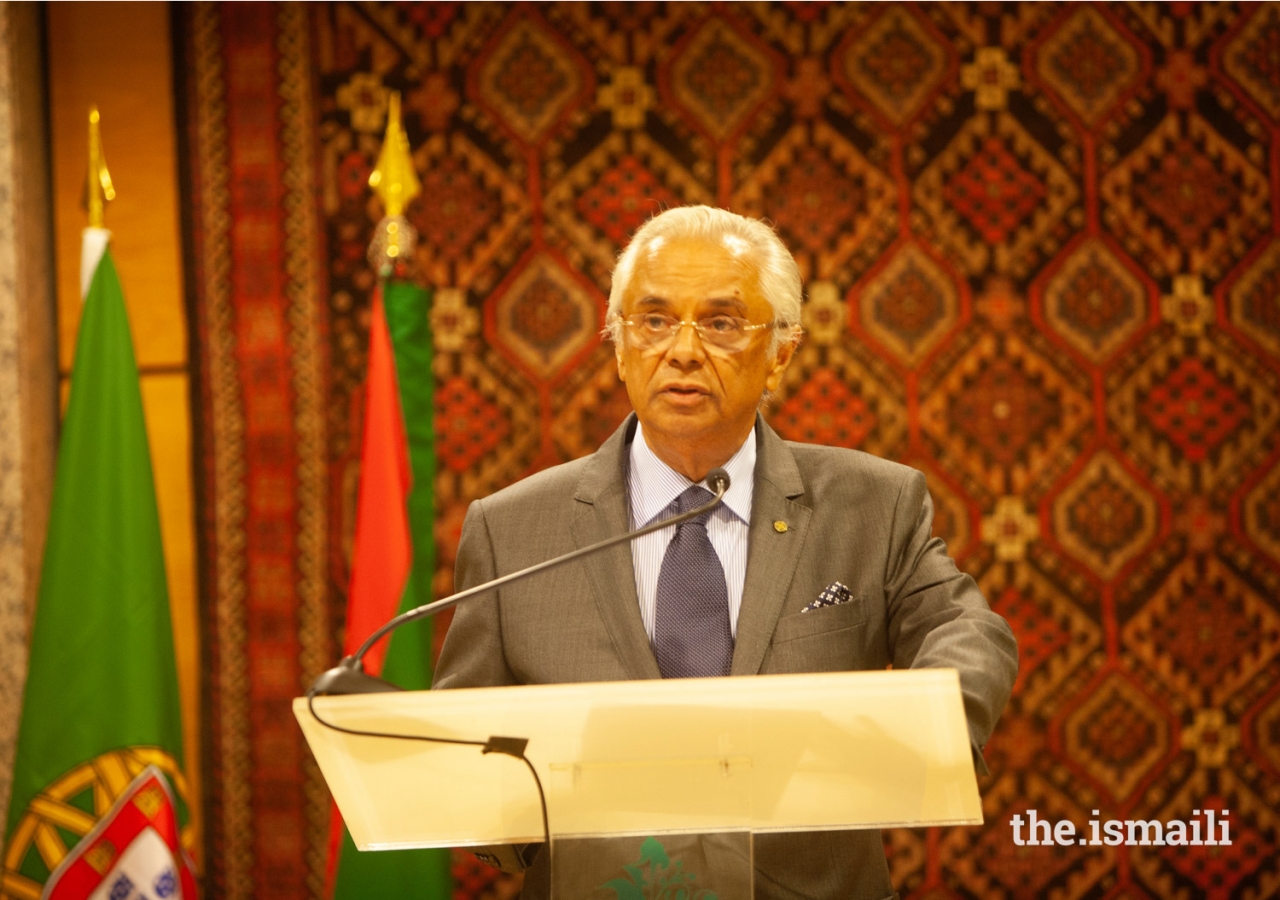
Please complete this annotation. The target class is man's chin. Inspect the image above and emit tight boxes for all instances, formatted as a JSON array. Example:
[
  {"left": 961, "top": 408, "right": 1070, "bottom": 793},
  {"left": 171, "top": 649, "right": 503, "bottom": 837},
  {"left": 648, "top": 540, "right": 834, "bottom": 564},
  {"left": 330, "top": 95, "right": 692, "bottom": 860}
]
[{"left": 638, "top": 403, "right": 720, "bottom": 438}]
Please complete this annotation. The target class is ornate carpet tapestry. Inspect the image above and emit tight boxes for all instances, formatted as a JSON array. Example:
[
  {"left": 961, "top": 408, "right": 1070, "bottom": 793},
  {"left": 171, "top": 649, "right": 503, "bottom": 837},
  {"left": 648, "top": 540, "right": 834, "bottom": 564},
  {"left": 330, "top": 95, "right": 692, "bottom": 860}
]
[{"left": 181, "top": 3, "right": 1280, "bottom": 898}]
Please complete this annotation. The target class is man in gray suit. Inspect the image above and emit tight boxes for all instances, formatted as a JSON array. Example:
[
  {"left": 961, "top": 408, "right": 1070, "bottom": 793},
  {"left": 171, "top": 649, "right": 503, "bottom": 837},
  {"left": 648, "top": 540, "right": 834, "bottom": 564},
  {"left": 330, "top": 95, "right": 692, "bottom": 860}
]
[{"left": 434, "top": 206, "right": 1018, "bottom": 899}]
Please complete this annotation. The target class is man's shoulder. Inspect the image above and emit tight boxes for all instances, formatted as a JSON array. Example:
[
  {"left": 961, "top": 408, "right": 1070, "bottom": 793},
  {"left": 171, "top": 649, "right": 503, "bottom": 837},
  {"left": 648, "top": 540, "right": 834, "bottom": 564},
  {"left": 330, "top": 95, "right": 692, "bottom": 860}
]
[
  {"left": 765, "top": 438, "right": 929, "bottom": 516},
  {"left": 778, "top": 439, "right": 920, "bottom": 490},
  {"left": 472, "top": 453, "right": 600, "bottom": 517}
]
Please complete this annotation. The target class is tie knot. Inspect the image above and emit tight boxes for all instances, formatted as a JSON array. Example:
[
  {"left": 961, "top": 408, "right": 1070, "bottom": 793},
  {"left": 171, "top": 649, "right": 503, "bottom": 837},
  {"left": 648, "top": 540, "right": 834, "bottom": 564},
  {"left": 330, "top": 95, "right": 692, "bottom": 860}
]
[{"left": 674, "top": 484, "right": 715, "bottom": 524}]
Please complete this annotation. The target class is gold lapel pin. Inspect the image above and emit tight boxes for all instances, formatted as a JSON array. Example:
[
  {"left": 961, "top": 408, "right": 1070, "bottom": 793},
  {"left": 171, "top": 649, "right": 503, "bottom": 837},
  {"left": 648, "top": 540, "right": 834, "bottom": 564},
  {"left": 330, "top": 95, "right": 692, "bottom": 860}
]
[{"left": 773, "top": 520, "right": 788, "bottom": 533}]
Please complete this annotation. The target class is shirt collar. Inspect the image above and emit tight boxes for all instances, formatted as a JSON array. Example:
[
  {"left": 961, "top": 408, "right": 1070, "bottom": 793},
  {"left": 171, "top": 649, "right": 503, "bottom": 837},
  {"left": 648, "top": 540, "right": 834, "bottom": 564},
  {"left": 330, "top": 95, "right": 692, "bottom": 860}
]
[{"left": 628, "top": 420, "right": 756, "bottom": 527}]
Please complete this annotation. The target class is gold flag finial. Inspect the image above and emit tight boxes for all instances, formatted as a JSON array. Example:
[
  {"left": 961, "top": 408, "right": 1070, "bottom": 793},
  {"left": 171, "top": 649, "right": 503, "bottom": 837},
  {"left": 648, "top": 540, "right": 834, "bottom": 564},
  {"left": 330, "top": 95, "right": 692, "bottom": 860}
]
[
  {"left": 368, "top": 91, "right": 419, "bottom": 220},
  {"left": 86, "top": 106, "right": 116, "bottom": 228},
  {"left": 367, "top": 92, "right": 420, "bottom": 270}
]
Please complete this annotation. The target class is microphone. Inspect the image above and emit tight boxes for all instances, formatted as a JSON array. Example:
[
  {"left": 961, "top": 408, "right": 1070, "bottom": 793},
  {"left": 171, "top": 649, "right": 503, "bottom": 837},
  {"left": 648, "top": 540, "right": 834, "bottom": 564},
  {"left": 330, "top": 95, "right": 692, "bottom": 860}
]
[
  {"left": 309, "top": 466, "right": 731, "bottom": 696},
  {"left": 705, "top": 466, "right": 729, "bottom": 496}
]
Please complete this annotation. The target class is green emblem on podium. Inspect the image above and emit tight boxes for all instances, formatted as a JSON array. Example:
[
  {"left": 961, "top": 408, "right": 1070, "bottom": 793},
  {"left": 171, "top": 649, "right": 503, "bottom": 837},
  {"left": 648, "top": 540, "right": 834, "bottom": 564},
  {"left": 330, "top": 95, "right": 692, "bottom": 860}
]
[{"left": 599, "top": 837, "right": 719, "bottom": 900}]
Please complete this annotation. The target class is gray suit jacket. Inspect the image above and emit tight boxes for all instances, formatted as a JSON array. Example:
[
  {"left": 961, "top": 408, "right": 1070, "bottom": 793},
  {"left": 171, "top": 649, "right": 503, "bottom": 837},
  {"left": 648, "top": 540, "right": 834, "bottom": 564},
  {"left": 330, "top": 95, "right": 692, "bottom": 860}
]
[{"left": 434, "top": 415, "right": 1018, "bottom": 900}]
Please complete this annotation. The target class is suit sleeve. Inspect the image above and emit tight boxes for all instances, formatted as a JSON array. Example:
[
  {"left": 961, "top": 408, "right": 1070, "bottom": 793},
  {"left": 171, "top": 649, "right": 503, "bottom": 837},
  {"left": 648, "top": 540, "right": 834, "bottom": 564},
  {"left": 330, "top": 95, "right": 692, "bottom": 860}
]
[
  {"left": 432, "top": 499, "right": 517, "bottom": 690},
  {"left": 883, "top": 470, "right": 1018, "bottom": 774}
]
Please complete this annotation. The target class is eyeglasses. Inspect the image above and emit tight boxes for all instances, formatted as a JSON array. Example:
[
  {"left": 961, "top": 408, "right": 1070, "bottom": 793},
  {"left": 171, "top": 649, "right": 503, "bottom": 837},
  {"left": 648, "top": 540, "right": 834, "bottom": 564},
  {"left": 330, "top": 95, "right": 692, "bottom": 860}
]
[{"left": 620, "top": 312, "right": 775, "bottom": 353}]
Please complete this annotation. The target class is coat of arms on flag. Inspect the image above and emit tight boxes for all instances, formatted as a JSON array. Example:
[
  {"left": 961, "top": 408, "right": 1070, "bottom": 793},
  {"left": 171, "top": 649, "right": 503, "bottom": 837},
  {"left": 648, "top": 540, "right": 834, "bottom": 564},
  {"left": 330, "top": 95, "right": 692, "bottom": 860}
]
[
  {"left": 1, "top": 749, "right": 195, "bottom": 900},
  {"left": 38, "top": 764, "right": 195, "bottom": 900}
]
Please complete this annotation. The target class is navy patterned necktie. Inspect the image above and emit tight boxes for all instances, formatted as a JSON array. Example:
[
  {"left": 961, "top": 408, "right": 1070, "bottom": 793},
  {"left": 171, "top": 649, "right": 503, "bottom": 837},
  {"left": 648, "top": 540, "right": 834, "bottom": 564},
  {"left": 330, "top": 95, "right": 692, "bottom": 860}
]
[{"left": 653, "top": 485, "right": 733, "bottom": 678}]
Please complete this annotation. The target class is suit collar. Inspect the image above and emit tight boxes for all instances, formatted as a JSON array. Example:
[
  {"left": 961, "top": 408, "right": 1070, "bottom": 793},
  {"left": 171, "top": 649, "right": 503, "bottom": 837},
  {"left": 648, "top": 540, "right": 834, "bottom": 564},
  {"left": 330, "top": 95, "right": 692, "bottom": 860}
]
[
  {"left": 753, "top": 414, "right": 807, "bottom": 502},
  {"left": 571, "top": 414, "right": 661, "bottom": 679},
  {"left": 573, "top": 413, "right": 636, "bottom": 505},
  {"left": 732, "top": 417, "right": 812, "bottom": 674}
]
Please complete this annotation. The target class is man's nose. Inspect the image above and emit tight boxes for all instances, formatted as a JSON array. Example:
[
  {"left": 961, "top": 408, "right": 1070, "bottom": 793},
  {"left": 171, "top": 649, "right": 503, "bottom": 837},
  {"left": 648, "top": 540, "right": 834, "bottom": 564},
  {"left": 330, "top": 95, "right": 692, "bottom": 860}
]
[{"left": 666, "top": 320, "right": 707, "bottom": 363}]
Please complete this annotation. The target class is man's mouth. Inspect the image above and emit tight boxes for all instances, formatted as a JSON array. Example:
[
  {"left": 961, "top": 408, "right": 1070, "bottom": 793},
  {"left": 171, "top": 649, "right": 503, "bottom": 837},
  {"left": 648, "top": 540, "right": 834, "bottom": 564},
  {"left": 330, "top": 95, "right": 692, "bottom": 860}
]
[{"left": 659, "top": 384, "right": 711, "bottom": 406}]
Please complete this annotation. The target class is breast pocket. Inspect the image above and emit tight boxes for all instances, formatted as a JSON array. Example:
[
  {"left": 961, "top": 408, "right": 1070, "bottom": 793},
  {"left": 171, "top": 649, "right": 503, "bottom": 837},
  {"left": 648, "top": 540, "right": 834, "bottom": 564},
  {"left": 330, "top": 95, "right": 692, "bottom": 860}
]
[
  {"left": 763, "top": 600, "right": 868, "bottom": 673},
  {"left": 770, "top": 598, "right": 868, "bottom": 644}
]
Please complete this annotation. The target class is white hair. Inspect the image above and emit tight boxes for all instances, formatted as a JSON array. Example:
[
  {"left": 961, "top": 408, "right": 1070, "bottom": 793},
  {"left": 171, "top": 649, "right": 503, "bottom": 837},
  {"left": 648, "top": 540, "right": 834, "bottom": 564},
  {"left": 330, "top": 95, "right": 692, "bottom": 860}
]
[{"left": 604, "top": 206, "right": 804, "bottom": 356}]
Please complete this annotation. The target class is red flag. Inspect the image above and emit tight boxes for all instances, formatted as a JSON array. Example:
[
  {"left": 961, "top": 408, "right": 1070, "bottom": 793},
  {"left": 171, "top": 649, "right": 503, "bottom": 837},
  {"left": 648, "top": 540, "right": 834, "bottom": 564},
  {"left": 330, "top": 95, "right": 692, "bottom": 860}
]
[
  {"left": 326, "top": 280, "right": 449, "bottom": 898},
  {"left": 324, "top": 286, "right": 412, "bottom": 894},
  {"left": 344, "top": 286, "right": 413, "bottom": 675}
]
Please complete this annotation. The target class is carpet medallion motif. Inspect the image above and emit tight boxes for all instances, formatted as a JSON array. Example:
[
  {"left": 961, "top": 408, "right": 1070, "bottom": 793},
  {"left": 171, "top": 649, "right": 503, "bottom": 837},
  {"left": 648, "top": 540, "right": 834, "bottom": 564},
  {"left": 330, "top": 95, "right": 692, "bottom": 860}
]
[
  {"left": 735, "top": 120, "right": 897, "bottom": 284},
  {"left": 983, "top": 563, "right": 1101, "bottom": 712},
  {"left": 1100, "top": 112, "right": 1271, "bottom": 281},
  {"left": 915, "top": 111, "right": 1080, "bottom": 279},
  {"left": 857, "top": 241, "right": 959, "bottom": 367},
  {"left": 1039, "top": 236, "right": 1150, "bottom": 364},
  {"left": 1108, "top": 331, "right": 1279, "bottom": 493},
  {"left": 1034, "top": 5, "right": 1144, "bottom": 128},
  {"left": 1227, "top": 236, "right": 1280, "bottom": 357},
  {"left": 1053, "top": 450, "right": 1159, "bottom": 581},
  {"left": 838, "top": 5, "right": 948, "bottom": 128},
  {"left": 177, "top": 3, "right": 1280, "bottom": 897},
  {"left": 667, "top": 18, "right": 777, "bottom": 142},
  {"left": 1221, "top": 4, "right": 1280, "bottom": 121}
]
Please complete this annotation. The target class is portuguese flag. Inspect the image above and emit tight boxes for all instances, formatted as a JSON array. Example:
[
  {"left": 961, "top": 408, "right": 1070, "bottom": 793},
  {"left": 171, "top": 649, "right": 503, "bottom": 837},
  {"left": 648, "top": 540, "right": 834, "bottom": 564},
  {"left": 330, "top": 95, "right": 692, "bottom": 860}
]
[
  {"left": 328, "top": 277, "right": 451, "bottom": 898},
  {"left": 2, "top": 230, "right": 195, "bottom": 899}
]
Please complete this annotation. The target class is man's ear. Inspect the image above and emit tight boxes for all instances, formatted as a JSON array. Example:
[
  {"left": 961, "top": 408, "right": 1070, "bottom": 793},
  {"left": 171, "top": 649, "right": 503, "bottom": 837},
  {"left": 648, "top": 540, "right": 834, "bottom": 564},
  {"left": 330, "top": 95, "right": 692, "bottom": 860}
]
[
  {"left": 764, "top": 337, "right": 798, "bottom": 394},
  {"left": 615, "top": 342, "right": 627, "bottom": 383}
]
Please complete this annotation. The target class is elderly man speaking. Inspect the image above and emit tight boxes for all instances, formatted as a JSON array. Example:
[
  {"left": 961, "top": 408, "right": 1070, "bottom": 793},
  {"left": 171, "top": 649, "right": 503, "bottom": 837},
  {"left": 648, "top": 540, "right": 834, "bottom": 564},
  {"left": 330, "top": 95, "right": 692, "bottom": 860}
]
[{"left": 434, "top": 206, "right": 1018, "bottom": 898}]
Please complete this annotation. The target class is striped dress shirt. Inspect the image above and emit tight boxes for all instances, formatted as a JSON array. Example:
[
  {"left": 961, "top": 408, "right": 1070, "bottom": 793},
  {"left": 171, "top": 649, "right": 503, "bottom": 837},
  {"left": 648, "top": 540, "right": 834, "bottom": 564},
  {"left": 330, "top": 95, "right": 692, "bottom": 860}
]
[{"left": 627, "top": 422, "right": 755, "bottom": 640}]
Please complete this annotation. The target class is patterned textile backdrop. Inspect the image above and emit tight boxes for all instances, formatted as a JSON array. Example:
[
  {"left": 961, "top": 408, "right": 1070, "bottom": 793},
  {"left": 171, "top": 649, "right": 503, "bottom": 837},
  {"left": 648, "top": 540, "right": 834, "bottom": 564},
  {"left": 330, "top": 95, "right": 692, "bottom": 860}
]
[{"left": 179, "top": 3, "right": 1280, "bottom": 898}]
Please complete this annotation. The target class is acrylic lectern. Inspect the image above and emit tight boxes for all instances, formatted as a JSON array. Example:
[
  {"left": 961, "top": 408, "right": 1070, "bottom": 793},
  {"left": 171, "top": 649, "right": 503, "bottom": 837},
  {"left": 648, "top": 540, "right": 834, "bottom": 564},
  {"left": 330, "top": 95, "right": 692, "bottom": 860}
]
[{"left": 294, "top": 668, "right": 982, "bottom": 898}]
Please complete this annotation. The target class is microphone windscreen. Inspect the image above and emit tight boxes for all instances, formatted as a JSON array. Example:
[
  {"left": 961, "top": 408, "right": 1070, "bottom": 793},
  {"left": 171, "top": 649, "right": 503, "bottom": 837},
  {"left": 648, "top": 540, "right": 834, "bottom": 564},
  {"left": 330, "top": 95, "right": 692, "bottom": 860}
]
[{"left": 706, "top": 467, "right": 731, "bottom": 495}]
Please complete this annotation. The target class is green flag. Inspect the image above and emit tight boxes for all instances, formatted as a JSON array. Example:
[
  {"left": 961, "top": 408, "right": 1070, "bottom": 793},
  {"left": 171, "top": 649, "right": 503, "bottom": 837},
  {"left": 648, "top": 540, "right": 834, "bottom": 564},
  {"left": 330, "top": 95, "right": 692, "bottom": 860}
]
[
  {"left": 1, "top": 236, "right": 195, "bottom": 899},
  {"left": 330, "top": 278, "right": 450, "bottom": 898}
]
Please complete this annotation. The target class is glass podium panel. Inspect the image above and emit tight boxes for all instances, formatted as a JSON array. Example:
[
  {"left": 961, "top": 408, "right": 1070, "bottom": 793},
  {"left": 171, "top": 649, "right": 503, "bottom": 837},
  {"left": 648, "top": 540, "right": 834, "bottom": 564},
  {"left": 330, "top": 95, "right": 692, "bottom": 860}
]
[
  {"left": 295, "top": 669, "right": 982, "bottom": 852},
  {"left": 552, "top": 832, "right": 752, "bottom": 900}
]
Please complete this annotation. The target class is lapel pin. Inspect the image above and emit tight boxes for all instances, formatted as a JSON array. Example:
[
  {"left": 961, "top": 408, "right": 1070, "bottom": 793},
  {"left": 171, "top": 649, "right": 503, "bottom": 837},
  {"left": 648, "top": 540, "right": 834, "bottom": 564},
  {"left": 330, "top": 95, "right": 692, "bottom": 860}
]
[{"left": 773, "top": 520, "right": 788, "bottom": 533}]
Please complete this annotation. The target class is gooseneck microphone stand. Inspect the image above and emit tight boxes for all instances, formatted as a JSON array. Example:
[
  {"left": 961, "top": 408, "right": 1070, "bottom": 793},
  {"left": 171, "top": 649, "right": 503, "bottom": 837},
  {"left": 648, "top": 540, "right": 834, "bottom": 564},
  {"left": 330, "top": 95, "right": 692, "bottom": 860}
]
[{"left": 305, "top": 468, "right": 731, "bottom": 851}]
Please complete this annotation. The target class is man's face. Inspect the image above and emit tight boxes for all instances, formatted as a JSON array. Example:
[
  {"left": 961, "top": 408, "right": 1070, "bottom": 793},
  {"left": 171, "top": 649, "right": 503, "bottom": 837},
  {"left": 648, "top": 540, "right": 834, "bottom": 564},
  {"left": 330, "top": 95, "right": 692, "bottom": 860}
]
[{"left": 615, "top": 234, "right": 795, "bottom": 458}]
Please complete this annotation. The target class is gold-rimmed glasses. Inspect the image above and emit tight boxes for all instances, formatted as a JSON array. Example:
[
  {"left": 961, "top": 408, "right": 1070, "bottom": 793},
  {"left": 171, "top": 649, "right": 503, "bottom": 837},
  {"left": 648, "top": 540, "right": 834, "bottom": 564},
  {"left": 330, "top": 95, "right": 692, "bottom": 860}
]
[{"left": 620, "top": 312, "right": 775, "bottom": 353}]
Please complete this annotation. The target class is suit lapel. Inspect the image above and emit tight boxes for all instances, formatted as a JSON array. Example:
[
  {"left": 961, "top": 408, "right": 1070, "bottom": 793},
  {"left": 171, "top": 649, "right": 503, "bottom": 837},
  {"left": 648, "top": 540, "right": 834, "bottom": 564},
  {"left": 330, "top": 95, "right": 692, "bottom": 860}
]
[
  {"left": 572, "top": 415, "right": 663, "bottom": 680},
  {"left": 731, "top": 420, "right": 811, "bottom": 676}
]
